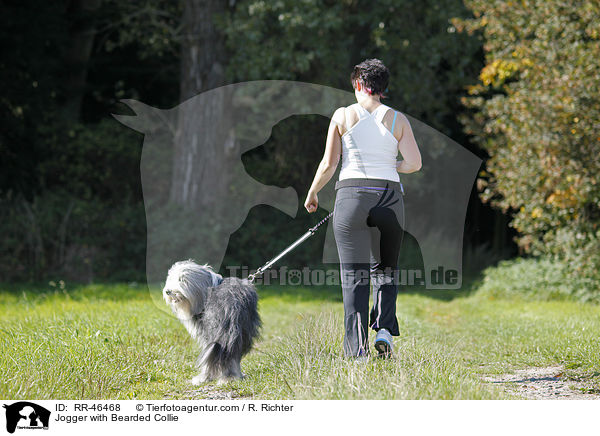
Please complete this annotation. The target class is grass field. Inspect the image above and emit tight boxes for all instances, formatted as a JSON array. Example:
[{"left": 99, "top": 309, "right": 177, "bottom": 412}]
[{"left": 1, "top": 278, "right": 600, "bottom": 400}]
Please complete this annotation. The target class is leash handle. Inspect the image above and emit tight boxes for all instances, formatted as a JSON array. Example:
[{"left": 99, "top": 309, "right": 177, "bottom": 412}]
[{"left": 309, "top": 211, "right": 334, "bottom": 234}]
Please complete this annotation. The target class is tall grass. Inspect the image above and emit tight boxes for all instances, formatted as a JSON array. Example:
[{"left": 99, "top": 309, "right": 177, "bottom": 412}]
[{"left": 233, "top": 311, "right": 498, "bottom": 400}]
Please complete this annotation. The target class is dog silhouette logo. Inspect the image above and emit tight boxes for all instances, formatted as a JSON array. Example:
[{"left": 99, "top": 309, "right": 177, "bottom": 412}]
[
  {"left": 3, "top": 402, "right": 50, "bottom": 433},
  {"left": 113, "top": 80, "right": 481, "bottom": 289}
]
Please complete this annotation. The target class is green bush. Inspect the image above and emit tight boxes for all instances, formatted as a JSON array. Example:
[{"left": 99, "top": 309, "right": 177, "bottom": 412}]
[
  {"left": 456, "top": 0, "right": 600, "bottom": 284},
  {"left": 476, "top": 256, "right": 600, "bottom": 303},
  {"left": 0, "top": 191, "right": 146, "bottom": 283},
  {"left": 0, "top": 118, "right": 146, "bottom": 282}
]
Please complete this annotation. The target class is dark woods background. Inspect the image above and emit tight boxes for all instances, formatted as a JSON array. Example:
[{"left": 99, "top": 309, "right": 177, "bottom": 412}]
[{"left": 6, "top": 0, "right": 582, "bottom": 284}]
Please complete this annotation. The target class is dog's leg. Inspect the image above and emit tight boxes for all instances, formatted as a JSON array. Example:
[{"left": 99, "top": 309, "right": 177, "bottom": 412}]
[
  {"left": 216, "top": 357, "right": 244, "bottom": 385},
  {"left": 191, "top": 368, "right": 209, "bottom": 386},
  {"left": 231, "top": 359, "right": 244, "bottom": 379},
  {"left": 192, "top": 343, "right": 217, "bottom": 385}
]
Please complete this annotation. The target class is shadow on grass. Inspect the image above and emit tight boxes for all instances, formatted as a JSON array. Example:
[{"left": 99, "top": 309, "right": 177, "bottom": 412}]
[
  {"left": 257, "top": 283, "right": 343, "bottom": 303},
  {"left": 394, "top": 235, "right": 513, "bottom": 302},
  {"left": 400, "top": 273, "right": 484, "bottom": 302},
  {"left": 257, "top": 272, "right": 484, "bottom": 304},
  {"left": 0, "top": 280, "right": 342, "bottom": 305},
  {"left": 0, "top": 281, "right": 151, "bottom": 303},
  {"left": 0, "top": 248, "right": 496, "bottom": 306}
]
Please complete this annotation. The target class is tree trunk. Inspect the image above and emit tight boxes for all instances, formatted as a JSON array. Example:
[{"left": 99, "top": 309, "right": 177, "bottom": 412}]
[
  {"left": 63, "top": 0, "right": 101, "bottom": 121},
  {"left": 179, "top": 0, "right": 229, "bottom": 101},
  {"left": 170, "top": 0, "right": 235, "bottom": 211}
]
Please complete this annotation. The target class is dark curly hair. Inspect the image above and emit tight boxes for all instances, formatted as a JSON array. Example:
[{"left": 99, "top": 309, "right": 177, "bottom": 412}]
[{"left": 350, "top": 58, "right": 390, "bottom": 97}]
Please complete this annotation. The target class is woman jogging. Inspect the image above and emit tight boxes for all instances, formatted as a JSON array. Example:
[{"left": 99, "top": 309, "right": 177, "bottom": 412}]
[{"left": 304, "top": 58, "right": 422, "bottom": 358}]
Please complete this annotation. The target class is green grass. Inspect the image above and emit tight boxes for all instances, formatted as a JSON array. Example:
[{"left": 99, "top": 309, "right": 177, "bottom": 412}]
[{"left": 1, "top": 278, "right": 600, "bottom": 400}]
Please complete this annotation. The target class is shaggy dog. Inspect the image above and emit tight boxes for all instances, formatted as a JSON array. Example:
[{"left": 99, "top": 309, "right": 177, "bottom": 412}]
[{"left": 163, "top": 260, "right": 261, "bottom": 384}]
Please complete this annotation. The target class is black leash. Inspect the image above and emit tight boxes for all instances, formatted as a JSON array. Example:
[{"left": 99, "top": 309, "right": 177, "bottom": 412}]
[{"left": 248, "top": 211, "right": 333, "bottom": 283}]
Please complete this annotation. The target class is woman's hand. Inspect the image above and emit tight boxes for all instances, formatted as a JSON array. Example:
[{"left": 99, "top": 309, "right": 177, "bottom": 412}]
[{"left": 304, "top": 191, "right": 318, "bottom": 213}]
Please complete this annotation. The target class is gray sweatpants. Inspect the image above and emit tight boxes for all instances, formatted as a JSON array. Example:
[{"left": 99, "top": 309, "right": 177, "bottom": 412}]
[{"left": 332, "top": 178, "right": 405, "bottom": 357}]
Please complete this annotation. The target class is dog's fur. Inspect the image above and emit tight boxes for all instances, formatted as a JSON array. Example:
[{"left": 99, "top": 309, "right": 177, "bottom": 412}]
[{"left": 163, "top": 260, "right": 261, "bottom": 385}]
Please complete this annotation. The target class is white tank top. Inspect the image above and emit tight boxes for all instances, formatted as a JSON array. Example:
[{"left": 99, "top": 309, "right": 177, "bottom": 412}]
[{"left": 339, "top": 103, "right": 400, "bottom": 182}]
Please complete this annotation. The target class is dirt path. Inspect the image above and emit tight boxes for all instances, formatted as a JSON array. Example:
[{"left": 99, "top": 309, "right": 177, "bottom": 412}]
[
  {"left": 483, "top": 366, "right": 600, "bottom": 400},
  {"left": 164, "top": 385, "right": 249, "bottom": 400},
  {"left": 168, "top": 366, "right": 600, "bottom": 400}
]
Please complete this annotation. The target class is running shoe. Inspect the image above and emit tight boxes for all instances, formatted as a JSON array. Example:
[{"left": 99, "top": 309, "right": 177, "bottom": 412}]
[{"left": 374, "top": 328, "right": 393, "bottom": 358}]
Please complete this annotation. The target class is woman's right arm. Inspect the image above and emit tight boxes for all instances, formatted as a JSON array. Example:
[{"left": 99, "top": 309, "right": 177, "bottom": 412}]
[
  {"left": 394, "top": 113, "right": 422, "bottom": 174},
  {"left": 304, "top": 107, "right": 344, "bottom": 213}
]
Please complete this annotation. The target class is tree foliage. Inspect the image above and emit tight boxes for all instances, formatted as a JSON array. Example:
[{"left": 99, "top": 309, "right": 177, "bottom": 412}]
[
  {"left": 0, "top": 1, "right": 180, "bottom": 281},
  {"left": 221, "top": 0, "right": 482, "bottom": 134},
  {"left": 456, "top": 0, "right": 600, "bottom": 284}
]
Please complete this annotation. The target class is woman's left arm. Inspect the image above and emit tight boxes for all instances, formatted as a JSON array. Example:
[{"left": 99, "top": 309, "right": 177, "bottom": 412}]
[
  {"left": 395, "top": 113, "right": 422, "bottom": 174},
  {"left": 304, "top": 108, "right": 344, "bottom": 213}
]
